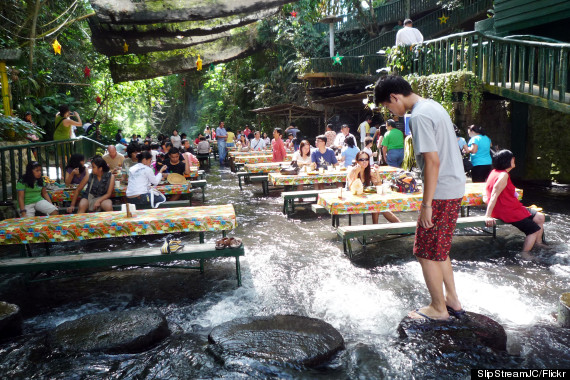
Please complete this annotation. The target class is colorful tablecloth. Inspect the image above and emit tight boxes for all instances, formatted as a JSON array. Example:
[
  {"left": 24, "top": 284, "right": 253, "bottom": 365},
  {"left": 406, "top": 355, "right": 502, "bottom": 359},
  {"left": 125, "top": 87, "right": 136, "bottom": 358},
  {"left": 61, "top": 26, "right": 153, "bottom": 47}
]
[
  {"left": 229, "top": 150, "right": 273, "bottom": 157},
  {"left": 244, "top": 162, "right": 292, "bottom": 174},
  {"left": 0, "top": 205, "right": 236, "bottom": 245},
  {"left": 317, "top": 182, "right": 522, "bottom": 215},
  {"left": 269, "top": 171, "right": 348, "bottom": 186},
  {"left": 48, "top": 182, "right": 194, "bottom": 203},
  {"left": 234, "top": 154, "right": 293, "bottom": 164}
]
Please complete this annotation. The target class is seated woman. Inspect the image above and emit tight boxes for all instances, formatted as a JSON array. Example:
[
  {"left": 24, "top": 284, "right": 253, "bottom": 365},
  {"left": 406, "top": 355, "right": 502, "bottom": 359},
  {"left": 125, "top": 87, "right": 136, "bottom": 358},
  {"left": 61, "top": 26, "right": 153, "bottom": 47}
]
[
  {"left": 67, "top": 157, "right": 115, "bottom": 214},
  {"left": 122, "top": 142, "right": 142, "bottom": 172},
  {"left": 485, "top": 150, "right": 546, "bottom": 258},
  {"left": 291, "top": 140, "right": 313, "bottom": 191},
  {"left": 17, "top": 161, "right": 58, "bottom": 217},
  {"left": 126, "top": 151, "right": 168, "bottom": 207},
  {"left": 64, "top": 153, "right": 87, "bottom": 186},
  {"left": 180, "top": 140, "right": 199, "bottom": 166},
  {"left": 346, "top": 151, "right": 400, "bottom": 224},
  {"left": 236, "top": 134, "right": 250, "bottom": 151},
  {"left": 340, "top": 136, "right": 360, "bottom": 167}
]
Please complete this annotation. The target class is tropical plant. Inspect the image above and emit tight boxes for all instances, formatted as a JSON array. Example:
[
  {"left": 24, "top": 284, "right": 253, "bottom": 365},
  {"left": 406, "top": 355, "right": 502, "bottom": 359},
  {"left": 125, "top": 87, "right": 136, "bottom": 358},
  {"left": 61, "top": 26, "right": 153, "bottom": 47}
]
[{"left": 0, "top": 115, "right": 44, "bottom": 142}]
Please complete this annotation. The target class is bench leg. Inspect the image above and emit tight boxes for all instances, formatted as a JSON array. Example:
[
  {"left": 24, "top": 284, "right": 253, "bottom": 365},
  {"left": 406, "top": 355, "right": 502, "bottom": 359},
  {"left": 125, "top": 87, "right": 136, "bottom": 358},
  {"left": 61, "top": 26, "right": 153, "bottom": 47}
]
[
  {"left": 263, "top": 181, "right": 269, "bottom": 195},
  {"left": 222, "top": 230, "right": 227, "bottom": 238},
  {"left": 235, "top": 256, "right": 242, "bottom": 287},
  {"left": 346, "top": 238, "right": 353, "bottom": 258},
  {"left": 200, "top": 259, "right": 204, "bottom": 274},
  {"left": 238, "top": 175, "right": 243, "bottom": 190},
  {"left": 199, "top": 232, "right": 205, "bottom": 244},
  {"left": 348, "top": 215, "right": 352, "bottom": 226}
]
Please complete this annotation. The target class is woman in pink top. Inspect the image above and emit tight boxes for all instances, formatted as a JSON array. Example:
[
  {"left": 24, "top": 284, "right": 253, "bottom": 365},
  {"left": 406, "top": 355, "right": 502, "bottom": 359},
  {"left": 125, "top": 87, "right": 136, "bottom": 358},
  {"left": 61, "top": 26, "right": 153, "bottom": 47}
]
[
  {"left": 485, "top": 150, "right": 546, "bottom": 256},
  {"left": 272, "top": 128, "right": 287, "bottom": 162}
]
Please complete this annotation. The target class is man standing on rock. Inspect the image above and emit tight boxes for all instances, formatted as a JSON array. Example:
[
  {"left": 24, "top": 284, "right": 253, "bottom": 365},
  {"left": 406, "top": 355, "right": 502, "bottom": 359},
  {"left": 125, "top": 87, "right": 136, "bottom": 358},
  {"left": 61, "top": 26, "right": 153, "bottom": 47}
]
[{"left": 375, "top": 75, "right": 466, "bottom": 321}]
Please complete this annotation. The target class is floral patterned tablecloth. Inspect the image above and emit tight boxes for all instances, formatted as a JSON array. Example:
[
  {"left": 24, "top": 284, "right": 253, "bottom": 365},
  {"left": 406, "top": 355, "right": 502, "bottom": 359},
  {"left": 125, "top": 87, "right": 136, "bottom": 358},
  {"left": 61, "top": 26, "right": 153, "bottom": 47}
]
[
  {"left": 268, "top": 166, "right": 404, "bottom": 186},
  {"left": 317, "top": 182, "right": 522, "bottom": 215},
  {"left": 0, "top": 205, "right": 236, "bottom": 245},
  {"left": 48, "top": 182, "right": 195, "bottom": 203},
  {"left": 234, "top": 154, "right": 293, "bottom": 164},
  {"left": 228, "top": 150, "right": 273, "bottom": 157},
  {"left": 244, "top": 162, "right": 292, "bottom": 174}
]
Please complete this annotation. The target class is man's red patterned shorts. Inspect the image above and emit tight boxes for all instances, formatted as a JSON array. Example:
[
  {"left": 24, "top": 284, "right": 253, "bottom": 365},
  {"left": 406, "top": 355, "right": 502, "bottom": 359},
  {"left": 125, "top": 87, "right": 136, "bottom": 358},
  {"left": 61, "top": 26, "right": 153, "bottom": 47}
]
[{"left": 413, "top": 198, "right": 462, "bottom": 261}]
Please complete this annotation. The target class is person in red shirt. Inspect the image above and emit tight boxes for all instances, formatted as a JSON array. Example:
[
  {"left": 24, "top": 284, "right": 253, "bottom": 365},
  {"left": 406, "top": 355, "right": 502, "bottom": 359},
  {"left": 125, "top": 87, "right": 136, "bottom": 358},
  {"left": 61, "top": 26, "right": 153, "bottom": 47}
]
[
  {"left": 243, "top": 125, "right": 252, "bottom": 139},
  {"left": 271, "top": 128, "right": 287, "bottom": 162},
  {"left": 485, "top": 149, "right": 546, "bottom": 257},
  {"left": 194, "top": 134, "right": 203, "bottom": 145}
]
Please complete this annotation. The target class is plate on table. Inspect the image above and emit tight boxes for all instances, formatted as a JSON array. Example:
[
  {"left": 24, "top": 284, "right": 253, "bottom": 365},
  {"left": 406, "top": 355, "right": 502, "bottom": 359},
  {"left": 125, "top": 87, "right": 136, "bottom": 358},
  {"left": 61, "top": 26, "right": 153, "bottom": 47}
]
[
  {"left": 363, "top": 186, "right": 377, "bottom": 194},
  {"left": 306, "top": 171, "right": 319, "bottom": 176}
]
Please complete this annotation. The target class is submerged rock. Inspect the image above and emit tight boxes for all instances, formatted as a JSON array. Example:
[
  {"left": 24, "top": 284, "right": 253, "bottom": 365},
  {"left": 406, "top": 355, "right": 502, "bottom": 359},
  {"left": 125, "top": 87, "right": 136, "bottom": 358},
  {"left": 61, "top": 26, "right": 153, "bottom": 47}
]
[
  {"left": 49, "top": 308, "right": 170, "bottom": 354},
  {"left": 0, "top": 301, "right": 22, "bottom": 339},
  {"left": 558, "top": 292, "right": 570, "bottom": 328},
  {"left": 398, "top": 312, "right": 507, "bottom": 351},
  {"left": 208, "top": 315, "right": 344, "bottom": 367}
]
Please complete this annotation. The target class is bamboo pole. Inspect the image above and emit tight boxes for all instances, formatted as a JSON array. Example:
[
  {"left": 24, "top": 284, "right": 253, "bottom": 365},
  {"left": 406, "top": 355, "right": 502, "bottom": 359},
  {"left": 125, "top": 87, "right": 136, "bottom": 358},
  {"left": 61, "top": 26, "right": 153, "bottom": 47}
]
[{"left": 0, "top": 62, "right": 11, "bottom": 116}]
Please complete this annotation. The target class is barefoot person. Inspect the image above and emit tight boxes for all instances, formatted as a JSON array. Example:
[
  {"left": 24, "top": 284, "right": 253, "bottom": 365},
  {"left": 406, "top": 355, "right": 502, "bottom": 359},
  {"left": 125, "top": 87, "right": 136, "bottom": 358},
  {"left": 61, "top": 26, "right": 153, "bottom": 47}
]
[
  {"left": 484, "top": 150, "right": 546, "bottom": 259},
  {"left": 375, "top": 75, "right": 466, "bottom": 321}
]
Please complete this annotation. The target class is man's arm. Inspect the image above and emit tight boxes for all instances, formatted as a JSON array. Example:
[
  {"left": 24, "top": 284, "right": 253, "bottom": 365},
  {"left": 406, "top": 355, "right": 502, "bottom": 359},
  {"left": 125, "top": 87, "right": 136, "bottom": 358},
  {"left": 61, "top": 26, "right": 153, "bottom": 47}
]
[{"left": 419, "top": 151, "right": 440, "bottom": 229}]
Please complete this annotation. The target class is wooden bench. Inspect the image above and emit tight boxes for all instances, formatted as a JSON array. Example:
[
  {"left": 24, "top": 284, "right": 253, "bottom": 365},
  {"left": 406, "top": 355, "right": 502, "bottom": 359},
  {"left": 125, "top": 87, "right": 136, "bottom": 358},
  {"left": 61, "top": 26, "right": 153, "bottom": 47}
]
[
  {"left": 196, "top": 153, "right": 210, "bottom": 168},
  {"left": 338, "top": 214, "right": 551, "bottom": 257},
  {"left": 281, "top": 189, "right": 337, "bottom": 215},
  {"left": 189, "top": 180, "right": 207, "bottom": 203},
  {"left": 0, "top": 243, "right": 245, "bottom": 286},
  {"left": 311, "top": 204, "right": 329, "bottom": 214}
]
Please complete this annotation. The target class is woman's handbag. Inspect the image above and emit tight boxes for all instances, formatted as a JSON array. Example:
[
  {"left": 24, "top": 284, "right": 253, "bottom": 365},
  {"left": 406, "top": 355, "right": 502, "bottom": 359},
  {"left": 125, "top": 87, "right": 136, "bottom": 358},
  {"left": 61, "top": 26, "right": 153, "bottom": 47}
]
[
  {"left": 280, "top": 161, "right": 299, "bottom": 175},
  {"left": 150, "top": 187, "right": 166, "bottom": 208}
]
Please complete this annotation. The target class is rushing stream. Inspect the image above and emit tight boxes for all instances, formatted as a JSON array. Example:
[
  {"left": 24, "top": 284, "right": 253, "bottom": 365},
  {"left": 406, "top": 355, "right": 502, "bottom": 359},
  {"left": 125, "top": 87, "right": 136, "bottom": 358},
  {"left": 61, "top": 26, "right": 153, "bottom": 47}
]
[{"left": 0, "top": 163, "right": 569, "bottom": 378}]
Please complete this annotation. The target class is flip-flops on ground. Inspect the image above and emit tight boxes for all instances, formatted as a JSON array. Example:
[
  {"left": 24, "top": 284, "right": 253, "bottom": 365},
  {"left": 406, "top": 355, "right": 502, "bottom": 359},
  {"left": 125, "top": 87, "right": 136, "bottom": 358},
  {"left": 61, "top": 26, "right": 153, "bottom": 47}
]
[
  {"left": 446, "top": 305, "right": 466, "bottom": 318},
  {"left": 409, "top": 309, "right": 454, "bottom": 322},
  {"left": 215, "top": 237, "right": 243, "bottom": 249}
]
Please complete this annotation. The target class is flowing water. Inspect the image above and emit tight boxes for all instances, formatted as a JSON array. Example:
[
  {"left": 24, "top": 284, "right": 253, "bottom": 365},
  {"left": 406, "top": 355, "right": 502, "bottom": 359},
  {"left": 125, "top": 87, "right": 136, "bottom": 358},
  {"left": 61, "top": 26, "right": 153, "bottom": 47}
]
[{"left": 0, "top": 164, "right": 569, "bottom": 378}]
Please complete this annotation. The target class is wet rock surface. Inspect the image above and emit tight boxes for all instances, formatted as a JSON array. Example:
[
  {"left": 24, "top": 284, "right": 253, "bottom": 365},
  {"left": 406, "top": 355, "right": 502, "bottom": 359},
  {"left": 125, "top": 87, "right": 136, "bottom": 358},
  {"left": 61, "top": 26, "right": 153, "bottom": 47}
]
[
  {"left": 208, "top": 315, "right": 345, "bottom": 367},
  {"left": 398, "top": 312, "right": 507, "bottom": 351},
  {"left": 49, "top": 308, "right": 170, "bottom": 354},
  {"left": 0, "top": 301, "right": 22, "bottom": 339}
]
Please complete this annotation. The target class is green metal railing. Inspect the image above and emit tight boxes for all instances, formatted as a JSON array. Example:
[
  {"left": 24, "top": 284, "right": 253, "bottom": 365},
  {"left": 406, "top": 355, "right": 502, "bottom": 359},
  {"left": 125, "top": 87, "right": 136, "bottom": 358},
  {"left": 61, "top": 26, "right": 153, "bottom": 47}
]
[
  {"left": 303, "top": 55, "right": 386, "bottom": 76},
  {"left": 0, "top": 136, "right": 107, "bottom": 202},
  {"left": 342, "top": 0, "right": 492, "bottom": 56},
  {"left": 411, "top": 31, "right": 569, "bottom": 106}
]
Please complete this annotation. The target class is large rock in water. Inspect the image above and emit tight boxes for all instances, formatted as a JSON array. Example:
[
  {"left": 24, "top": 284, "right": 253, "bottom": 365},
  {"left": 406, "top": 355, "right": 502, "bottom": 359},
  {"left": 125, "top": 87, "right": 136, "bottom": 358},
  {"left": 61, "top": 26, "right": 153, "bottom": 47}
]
[
  {"left": 0, "top": 301, "right": 22, "bottom": 339},
  {"left": 49, "top": 309, "right": 170, "bottom": 354},
  {"left": 208, "top": 315, "right": 345, "bottom": 367},
  {"left": 398, "top": 312, "right": 507, "bottom": 351}
]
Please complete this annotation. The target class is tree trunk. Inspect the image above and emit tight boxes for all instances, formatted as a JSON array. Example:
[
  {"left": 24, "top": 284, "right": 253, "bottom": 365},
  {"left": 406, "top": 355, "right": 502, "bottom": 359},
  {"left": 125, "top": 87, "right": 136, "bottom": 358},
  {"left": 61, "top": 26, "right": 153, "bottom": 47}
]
[{"left": 28, "top": 0, "right": 42, "bottom": 74}]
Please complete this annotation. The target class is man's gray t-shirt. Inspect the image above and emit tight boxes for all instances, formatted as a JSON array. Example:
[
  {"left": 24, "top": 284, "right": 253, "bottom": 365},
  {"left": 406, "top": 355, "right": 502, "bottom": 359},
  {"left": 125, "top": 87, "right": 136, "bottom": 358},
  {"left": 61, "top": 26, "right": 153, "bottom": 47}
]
[{"left": 410, "top": 99, "right": 465, "bottom": 200}]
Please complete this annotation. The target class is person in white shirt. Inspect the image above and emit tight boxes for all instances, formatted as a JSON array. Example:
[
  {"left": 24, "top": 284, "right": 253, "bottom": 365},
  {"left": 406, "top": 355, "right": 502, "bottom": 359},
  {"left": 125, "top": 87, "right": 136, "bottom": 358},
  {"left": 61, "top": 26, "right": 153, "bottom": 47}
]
[
  {"left": 250, "top": 131, "right": 267, "bottom": 151},
  {"left": 262, "top": 132, "right": 271, "bottom": 146},
  {"left": 126, "top": 151, "right": 168, "bottom": 207},
  {"left": 333, "top": 124, "right": 356, "bottom": 152},
  {"left": 362, "top": 136, "right": 375, "bottom": 166},
  {"left": 395, "top": 19, "right": 424, "bottom": 46},
  {"left": 357, "top": 115, "right": 372, "bottom": 149},
  {"left": 291, "top": 140, "right": 313, "bottom": 190}
]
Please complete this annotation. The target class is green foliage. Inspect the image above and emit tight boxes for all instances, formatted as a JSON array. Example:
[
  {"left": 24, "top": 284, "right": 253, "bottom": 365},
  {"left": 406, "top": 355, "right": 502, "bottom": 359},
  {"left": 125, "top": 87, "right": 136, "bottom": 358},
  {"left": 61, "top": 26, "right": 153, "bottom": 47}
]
[
  {"left": 405, "top": 71, "right": 484, "bottom": 120},
  {"left": 0, "top": 115, "right": 44, "bottom": 142}
]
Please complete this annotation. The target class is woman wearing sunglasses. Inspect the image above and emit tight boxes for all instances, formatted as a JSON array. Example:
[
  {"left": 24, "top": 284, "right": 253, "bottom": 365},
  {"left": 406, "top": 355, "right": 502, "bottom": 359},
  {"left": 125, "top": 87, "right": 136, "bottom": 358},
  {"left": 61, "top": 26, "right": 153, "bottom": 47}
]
[{"left": 347, "top": 151, "right": 400, "bottom": 224}]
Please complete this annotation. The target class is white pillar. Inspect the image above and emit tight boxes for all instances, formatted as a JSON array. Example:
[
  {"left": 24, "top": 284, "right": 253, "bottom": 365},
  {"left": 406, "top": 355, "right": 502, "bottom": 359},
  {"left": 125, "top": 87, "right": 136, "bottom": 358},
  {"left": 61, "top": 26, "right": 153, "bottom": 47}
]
[{"left": 329, "top": 23, "right": 335, "bottom": 57}]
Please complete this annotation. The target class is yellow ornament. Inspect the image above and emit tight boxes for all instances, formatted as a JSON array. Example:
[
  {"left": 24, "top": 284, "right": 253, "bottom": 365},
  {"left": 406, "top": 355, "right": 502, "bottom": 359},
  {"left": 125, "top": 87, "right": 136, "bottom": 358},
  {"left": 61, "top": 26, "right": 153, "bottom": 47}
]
[
  {"left": 438, "top": 14, "right": 449, "bottom": 24},
  {"left": 196, "top": 55, "right": 203, "bottom": 71},
  {"left": 52, "top": 39, "right": 62, "bottom": 55},
  {"left": 123, "top": 42, "right": 129, "bottom": 53}
]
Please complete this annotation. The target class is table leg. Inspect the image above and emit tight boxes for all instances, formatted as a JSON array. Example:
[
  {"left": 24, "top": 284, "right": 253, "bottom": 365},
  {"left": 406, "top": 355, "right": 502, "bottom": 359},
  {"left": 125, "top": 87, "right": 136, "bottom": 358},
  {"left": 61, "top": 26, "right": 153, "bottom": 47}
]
[
  {"left": 199, "top": 232, "right": 205, "bottom": 243},
  {"left": 235, "top": 256, "right": 242, "bottom": 287}
]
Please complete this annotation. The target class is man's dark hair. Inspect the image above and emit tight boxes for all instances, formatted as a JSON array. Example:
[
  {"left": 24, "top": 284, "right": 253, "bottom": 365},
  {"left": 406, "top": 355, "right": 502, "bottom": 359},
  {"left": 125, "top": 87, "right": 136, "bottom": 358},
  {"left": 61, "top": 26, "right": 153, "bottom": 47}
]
[
  {"left": 341, "top": 124, "right": 349, "bottom": 129},
  {"left": 169, "top": 147, "right": 180, "bottom": 155},
  {"left": 374, "top": 75, "right": 413, "bottom": 104},
  {"left": 366, "top": 115, "right": 373, "bottom": 121},
  {"left": 316, "top": 135, "right": 327, "bottom": 144},
  {"left": 150, "top": 142, "right": 159, "bottom": 150},
  {"left": 493, "top": 149, "right": 514, "bottom": 170},
  {"left": 274, "top": 128, "right": 283, "bottom": 137},
  {"left": 326, "top": 123, "right": 333, "bottom": 130},
  {"left": 199, "top": 136, "right": 206, "bottom": 141},
  {"left": 386, "top": 119, "right": 397, "bottom": 128},
  {"left": 404, "top": 19, "right": 412, "bottom": 25}
]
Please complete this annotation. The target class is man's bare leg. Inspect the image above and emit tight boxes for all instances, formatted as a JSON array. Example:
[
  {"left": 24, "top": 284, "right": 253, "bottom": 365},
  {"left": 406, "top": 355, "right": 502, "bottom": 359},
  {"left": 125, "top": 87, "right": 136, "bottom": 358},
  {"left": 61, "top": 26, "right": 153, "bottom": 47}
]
[{"left": 409, "top": 257, "right": 459, "bottom": 320}]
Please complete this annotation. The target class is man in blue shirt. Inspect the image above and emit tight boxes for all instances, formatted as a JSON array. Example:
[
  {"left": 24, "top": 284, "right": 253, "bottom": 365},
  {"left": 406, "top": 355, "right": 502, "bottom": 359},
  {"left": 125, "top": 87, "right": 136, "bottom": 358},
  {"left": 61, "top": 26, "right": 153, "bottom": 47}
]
[
  {"left": 215, "top": 121, "right": 228, "bottom": 165},
  {"left": 311, "top": 135, "right": 338, "bottom": 190}
]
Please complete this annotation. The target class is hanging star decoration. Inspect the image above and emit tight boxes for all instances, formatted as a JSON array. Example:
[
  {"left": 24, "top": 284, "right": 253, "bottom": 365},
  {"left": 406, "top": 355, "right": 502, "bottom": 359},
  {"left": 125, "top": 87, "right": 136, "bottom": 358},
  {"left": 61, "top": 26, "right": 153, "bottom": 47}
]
[
  {"left": 438, "top": 14, "right": 449, "bottom": 24},
  {"left": 96, "top": 96, "right": 102, "bottom": 104},
  {"left": 52, "top": 39, "right": 62, "bottom": 55},
  {"left": 290, "top": 11, "right": 297, "bottom": 18},
  {"left": 123, "top": 42, "right": 129, "bottom": 53},
  {"left": 209, "top": 64, "right": 215, "bottom": 71},
  {"left": 332, "top": 53, "right": 344, "bottom": 65},
  {"left": 83, "top": 66, "right": 91, "bottom": 78},
  {"left": 196, "top": 55, "right": 203, "bottom": 71}
]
